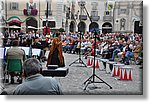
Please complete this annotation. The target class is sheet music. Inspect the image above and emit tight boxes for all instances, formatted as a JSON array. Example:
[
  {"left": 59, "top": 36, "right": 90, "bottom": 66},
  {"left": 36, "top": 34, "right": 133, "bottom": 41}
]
[
  {"left": 32, "top": 48, "right": 41, "bottom": 56},
  {"left": 4, "top": 46, "right": 41, "bottom": 57},
  {"left": 45, "top": 51, "right": 50, "bottom": 59},
  {"left": 55, "top": 68, "right": 67, "bottom": 71},
  {"left": 0, "top": 48, "right": 4, "bottom": 59},
  {"left": 21, "top": 47, "right": 30, "bottom": 56}
]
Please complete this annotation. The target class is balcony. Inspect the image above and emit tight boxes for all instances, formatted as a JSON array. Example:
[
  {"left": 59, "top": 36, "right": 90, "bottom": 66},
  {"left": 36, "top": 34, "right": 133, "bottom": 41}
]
[
  {"left": 66, "top": 13, "right": 70, "bottom": 19},
  {"left": 23, "top": 9, "right": 38, "bottom": 16},
  {"left": 103, "top": 16, "right": 113, "bottom": 21},
  {"left": 90, "top": 16, "right": 100, "bottom": 21},
  {"left": 79, "top": 15, "right": 87, "bottom": 20}
]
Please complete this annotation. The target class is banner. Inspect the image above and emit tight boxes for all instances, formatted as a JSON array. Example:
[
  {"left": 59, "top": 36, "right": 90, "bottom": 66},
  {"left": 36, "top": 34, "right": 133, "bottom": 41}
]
[
  {"left": 6, "top": 16, "right": 23, "bottom": 24},
  {"left": 107, "top": 1, "right": 115, "bottom": 11}
]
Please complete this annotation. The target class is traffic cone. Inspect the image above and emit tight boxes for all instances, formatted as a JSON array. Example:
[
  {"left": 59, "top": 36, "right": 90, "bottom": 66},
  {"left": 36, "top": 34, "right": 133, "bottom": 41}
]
[
  {"left": 124, "top": 70, "right": 127, "bottom": 80},
  {"left": 91, "top": 58, "right": 93, "bottom": 66},
  {"left": 87, "top": 58, "right": 91, "bottom": 67},
  {"left": 120, "top": 69, "right": 123, "bottom": 80},
  {"left": 129, "top": 70, "right": 132, "bottom": 80},
  {"left": 95, "top": 60, "right": 99, "bottom": 69},
  {"left": 117, "top": 67, "right": 120, "bottom": 76},
  {"left": 113, "top": 66, "right": 116, "bottom": 76}
]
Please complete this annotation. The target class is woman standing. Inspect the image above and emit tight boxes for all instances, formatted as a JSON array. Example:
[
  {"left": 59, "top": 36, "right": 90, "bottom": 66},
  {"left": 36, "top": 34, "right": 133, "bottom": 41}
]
[{"left": 47, "top": 33, "right": 65, "bottom": 67}]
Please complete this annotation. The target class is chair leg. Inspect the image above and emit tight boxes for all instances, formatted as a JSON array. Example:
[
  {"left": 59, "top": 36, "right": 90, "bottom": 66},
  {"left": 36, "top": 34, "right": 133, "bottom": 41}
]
[
  {"left": 17, "top": 73, "right": 23, "bottom": 84},
  {"left": 10, "top": 73, "right": 15, "bottom": 84},
  {"left": 4, "top": 71, "right": 9, "bottom": 83},
  {"left": 10, "top": 76, "right": 14, "bottom": 84}
]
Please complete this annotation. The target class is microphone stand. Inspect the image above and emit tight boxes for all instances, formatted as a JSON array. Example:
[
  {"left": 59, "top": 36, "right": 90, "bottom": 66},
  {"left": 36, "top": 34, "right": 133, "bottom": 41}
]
[
  {"left": 69, "top": 2, "right": 86, "bottom": 67},
  {"left": 82, "top": 5, "right": 112, "bottom": 90}
]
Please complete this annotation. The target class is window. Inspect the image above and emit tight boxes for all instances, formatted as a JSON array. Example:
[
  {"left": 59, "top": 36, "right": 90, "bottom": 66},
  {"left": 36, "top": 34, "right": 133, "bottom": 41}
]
[
  {"left": 45, "top": 10, "right": 52, "bottom": 16},
  {"left": 43, "top": 21, "right": 56, "bottom": 28},
  {"left": 10, "top": 2, "right": 19, "bottom": 10},
  {"left": 120, "top": 9, "right": 126, "bottom": 14},
  {"left": 63, "top": 5, "right": 66, "bottom": 13},
  {"left": 118, "top": 9, "right": 128, "bottom": 15},
  {"left": 0, "top": 1, "right": 4, "bottom": 10},
  {"left": 105, "top": 11, "right": 110, "bottom": 15}
]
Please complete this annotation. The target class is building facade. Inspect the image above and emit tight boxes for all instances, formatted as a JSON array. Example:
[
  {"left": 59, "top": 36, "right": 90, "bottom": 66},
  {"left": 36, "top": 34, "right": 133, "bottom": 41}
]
[
  {"left": 66, "top": 0, "right": 114, "bottom": 33},
  {"left": 0, "top": 0, "right": 143, "bottom": 34},
  {"left": 113, "top": 0, "right": 143, "bottom": 33},
  {"left": 66, "top": 0, "right": 143, "bottom": 34},
  {"left": 0, "top": 0, "right": 5, "bottom": 30},
  {"left": 2, "top": 0, "right": 67, "bottom": 32}
]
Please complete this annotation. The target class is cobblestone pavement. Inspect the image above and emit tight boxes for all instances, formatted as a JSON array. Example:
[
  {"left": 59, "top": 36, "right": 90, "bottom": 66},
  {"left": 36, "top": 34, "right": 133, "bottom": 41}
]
[{"left": 1, "top": 53, "right": 143, "bottom": 95}]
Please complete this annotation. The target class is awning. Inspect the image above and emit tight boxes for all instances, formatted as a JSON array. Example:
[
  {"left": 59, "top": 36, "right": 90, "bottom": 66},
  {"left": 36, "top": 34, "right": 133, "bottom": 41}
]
[
  {"left": 27, "top": 26, "right": 36, "bottom": 29},
  {"left": 6, "top": 16, "right": 23, "bottom": 24},
  {"left": 0, "top": 26, "right": 6, "bottom": 28},
  {"left": 9, "top": 25, "right": 21, "bottom": 28}
]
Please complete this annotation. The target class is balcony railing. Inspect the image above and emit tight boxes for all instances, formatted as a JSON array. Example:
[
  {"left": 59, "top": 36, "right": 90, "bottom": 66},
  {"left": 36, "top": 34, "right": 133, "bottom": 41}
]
[
  {"left": 103, "top": 16, "right": 113, "bottom": 21},
  {"left": 23, "top": 9, "right": 38, "bottom": 16},
  {"left": 79, "top": 15, "right": 87, "bottom": 20},
  {"left": 90, "top": 16, "right": 100, "bottom": 21}
]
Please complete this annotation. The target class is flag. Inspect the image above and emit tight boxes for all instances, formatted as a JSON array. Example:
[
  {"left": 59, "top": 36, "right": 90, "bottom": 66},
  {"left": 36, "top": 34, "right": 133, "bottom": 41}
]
[
  {"left": 108, "top": 3, "right": 113, "bottom": 10},
  {"left": 107, "top": 1, "right": 115, "bottom": 11}
]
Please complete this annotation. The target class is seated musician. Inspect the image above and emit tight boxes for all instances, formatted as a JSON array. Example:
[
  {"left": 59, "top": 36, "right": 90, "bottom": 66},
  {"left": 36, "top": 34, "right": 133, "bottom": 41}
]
[
  {"left": 32, "top": 37, "right": 45, "bottom": 61},
  {"left": 47, "top": 33, "right": 65, "bottom": 67},
  {"left": 6, "top": 40, "right": 26, "bottom": 84}
]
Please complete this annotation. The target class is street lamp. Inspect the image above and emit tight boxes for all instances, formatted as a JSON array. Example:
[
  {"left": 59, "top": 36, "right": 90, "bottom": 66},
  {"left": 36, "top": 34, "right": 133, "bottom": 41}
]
[
  {"left": 78, "top": 0, "right": 86, "bottom": 20},
  {"left": 78, "top": 0, "right": 86, "bottom": 9},
  {"left": 78, "top": 0, "right": 86, "bottom": 32},
  {"left": 45, "top": 0, "right": 49, "bottom": 36}
]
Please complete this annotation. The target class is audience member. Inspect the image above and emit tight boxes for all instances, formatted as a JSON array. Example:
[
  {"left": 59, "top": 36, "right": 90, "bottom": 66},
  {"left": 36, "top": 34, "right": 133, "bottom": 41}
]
[{"left": 13, "top": 58, "right": 63, "bottom": 95}]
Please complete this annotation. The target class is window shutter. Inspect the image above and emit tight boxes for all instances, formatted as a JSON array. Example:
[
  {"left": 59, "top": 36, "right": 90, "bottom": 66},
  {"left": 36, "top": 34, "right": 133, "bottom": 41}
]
[
  {"left": 34, "top": 3, "right": 36, "bottom": 9},
  {"left": 10, "top": 2, "right": 12, "bottom": 10},
  {"left": 26, "top": 3, "right": 29, "bottom": 9},
  {"left": 16, "top": 3, "right": 19, "bottom": 10}
]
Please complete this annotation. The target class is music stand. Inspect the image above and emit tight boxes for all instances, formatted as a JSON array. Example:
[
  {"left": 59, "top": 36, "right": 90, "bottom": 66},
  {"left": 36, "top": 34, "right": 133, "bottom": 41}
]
[
  {"left": 81, "top": 1, "right": 112, "bottom": 90},
  {"left": 69, "top": 1, "right": 86, "bottom": 67}
]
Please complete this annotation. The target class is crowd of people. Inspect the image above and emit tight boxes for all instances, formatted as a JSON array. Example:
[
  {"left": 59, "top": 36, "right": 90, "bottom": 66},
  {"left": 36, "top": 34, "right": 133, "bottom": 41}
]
[
  {"left": 0, "top": 29, "right": 143, "bottom": 65},
  {"left": 0, "top": 29, "right": 143, "bottom": 95}
]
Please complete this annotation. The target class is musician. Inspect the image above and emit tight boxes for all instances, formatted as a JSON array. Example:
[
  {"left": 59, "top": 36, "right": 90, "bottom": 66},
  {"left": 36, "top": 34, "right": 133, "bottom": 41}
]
[
  {"left": 47, "top": 33, "right": 65, "bottom": 67},
  {"left": 6, "top": 40, "right": 26, "bottom": 84},
  {"left": 32, "top": 37, "right": 45, "bottom": 61}
]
